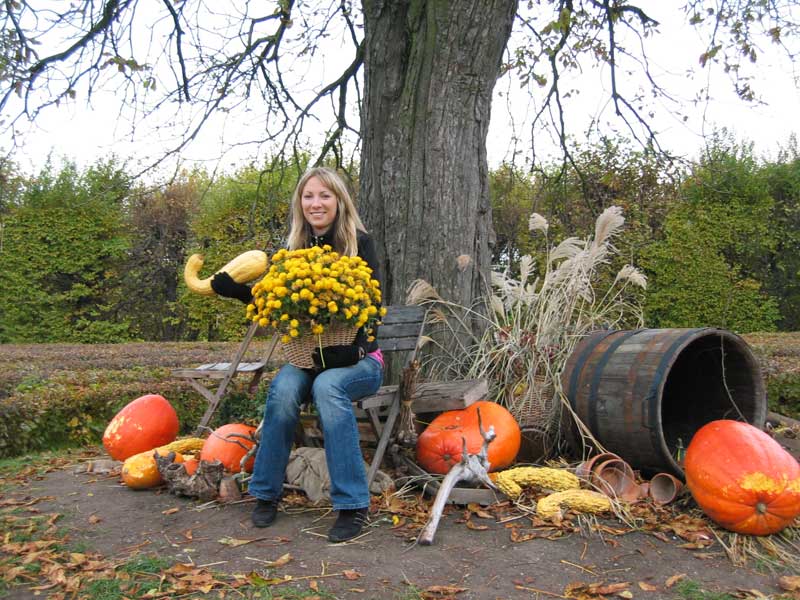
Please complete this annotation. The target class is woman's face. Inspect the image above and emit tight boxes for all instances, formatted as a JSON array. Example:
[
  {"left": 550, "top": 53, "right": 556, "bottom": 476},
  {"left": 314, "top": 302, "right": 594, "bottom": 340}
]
[{"left": 301, "top": 176, "right": 339, "bottom": 235}]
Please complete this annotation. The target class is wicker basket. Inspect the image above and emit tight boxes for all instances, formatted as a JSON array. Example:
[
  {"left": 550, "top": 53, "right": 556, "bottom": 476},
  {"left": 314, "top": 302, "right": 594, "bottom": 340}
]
[{"left": 281, "top": 324, "right": 358, "bottom": 369}]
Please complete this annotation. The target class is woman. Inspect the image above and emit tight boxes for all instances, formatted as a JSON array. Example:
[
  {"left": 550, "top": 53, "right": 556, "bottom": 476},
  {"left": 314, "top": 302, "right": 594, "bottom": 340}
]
[{"left": 211, "top": 167, "right": 384, "bottom": 543}]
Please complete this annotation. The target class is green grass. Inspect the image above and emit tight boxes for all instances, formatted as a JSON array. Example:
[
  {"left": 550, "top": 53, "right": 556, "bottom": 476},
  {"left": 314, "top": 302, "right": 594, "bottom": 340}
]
[
  {"left": 675, "top": 580, "right": 737, "bottom": 600},
  {"left": 82, "top": 578, "right": 127, "bottom": 600},
  {"left": 244, "top": 585, "right": 338, "bottom": 599},
  {"left": 119, "top": 554, "right": 172, "bottom": 576}
]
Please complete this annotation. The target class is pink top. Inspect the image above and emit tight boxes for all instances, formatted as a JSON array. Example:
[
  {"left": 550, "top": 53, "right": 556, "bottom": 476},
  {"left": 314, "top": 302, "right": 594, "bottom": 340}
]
[{"left": 367, "top": 349, "right": 384, "bottom": 368}]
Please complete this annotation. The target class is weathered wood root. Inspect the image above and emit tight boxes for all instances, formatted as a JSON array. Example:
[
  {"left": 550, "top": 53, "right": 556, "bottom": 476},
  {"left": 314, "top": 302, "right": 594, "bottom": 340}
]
[
  {"left": 155, "top": 452, "right": 224, "bottom": 501},
  {"left": 417, "top": 407, "right": 497, "bottom": 545}
]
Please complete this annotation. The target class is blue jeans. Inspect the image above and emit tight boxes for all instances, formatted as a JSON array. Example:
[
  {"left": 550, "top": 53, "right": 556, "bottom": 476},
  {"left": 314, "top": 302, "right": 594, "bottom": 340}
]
[{"left": 248, "top": 357, "right": 383, "bottom": 510}]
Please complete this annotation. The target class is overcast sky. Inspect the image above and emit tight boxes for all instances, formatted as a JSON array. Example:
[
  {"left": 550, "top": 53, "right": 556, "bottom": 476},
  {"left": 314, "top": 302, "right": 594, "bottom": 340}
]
[{"left": 3, "top": 3, "right": 798, "bottom": 178}]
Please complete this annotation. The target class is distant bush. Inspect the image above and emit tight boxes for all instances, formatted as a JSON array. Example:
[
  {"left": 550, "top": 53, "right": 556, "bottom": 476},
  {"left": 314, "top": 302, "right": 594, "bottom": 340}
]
[{"left": 0, "top": 341, "right": 275, "bottom": 458}]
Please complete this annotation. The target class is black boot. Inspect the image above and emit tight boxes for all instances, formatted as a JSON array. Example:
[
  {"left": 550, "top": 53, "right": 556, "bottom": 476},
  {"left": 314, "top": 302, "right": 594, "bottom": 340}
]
[
  {"left": 328, "top": 508, "right": 369, "bottom": 543},
  {"left": 251, "top": 499, "right": 278, "bottom": 527}
]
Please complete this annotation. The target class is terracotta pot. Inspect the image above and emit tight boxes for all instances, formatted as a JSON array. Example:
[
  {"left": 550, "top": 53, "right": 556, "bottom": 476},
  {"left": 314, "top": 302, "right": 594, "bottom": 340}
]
[
  {"left": 591, "top": 458, "right": 640, "bottom": 501},
  {"left": 575, "top": 452, "right": 621, "bottom": 481},
  {"left": 648, "top": 472, "right": 683, "bottom": 505}
]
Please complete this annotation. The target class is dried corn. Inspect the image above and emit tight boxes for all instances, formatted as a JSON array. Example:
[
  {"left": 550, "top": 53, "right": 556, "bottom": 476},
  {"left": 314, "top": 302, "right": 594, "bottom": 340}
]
[
  {"left": 492, "top": 467, "right": 581, "bottom": 499},
  {"left": 536, "top": 489, "right": 612, "bottom": 519}
]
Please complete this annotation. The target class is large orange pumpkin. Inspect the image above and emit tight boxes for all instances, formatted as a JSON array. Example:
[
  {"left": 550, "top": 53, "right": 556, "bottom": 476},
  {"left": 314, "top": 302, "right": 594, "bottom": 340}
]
[
  {"left": 416, "top": 401, "right": 521, "bottom": 474},
  {"left": 103, "top": 394, "right": 179, "bottom": 461},
  {"left": 200, "top": 423, "right": 257, "bottom": 473},
  {"left": 685, "top": 420, "right": 800, "bottom": 535}
]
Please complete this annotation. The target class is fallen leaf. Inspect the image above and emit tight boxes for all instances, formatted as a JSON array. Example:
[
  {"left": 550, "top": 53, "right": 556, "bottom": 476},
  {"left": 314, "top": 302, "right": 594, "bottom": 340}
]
[
  {"left": 617, "top": 592, "right": 633, "bottom": 599},
  {"left": 465, "top": 520, "right": 488, "bottom": 531},
  {"left": 423, "top": 584, "right": 468, "bottom": 597},
  {"left": 309, "top": 580, "right": 319, "bottom": 591},
  {"left": 88, "top": 515, "right": 102, "bottom": 524},
  {"left": 780, "top": 576, "right": 800, "bottom": 592},
  {"left": 638, "top": 581, "right": 658, "bottom": 591},
  {"left": 342, "top": 570, "right": 361, "bottom": 580},
  {"left": 665, "top": 574, "right": 686, "bottom": 588},
  {"left": 264, "top": 552, "right": 292, "bottom": 568},
  {"left": 162, "top": 507, "right": 180, "bottom": 515}
]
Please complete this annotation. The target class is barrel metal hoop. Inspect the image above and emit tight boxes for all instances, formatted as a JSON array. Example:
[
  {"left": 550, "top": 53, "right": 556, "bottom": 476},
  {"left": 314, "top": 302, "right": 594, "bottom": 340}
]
[
  {"left": 587, "top": 329, "right": 645, "bottom": 437},
  {"left": 566, "top": 329, "right": 620, "bottom": 412}
]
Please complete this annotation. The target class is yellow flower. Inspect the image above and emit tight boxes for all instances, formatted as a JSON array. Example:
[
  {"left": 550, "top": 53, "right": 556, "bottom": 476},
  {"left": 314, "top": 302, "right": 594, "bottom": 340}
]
[
  {"left": 258, "top": 318, "right": 268, "bottom": 327},
  {"left": 290, "top": 319, "right": 299, "bottom": 328},
  {"left": 312, "top": 324, "right": 324, "bottom": 334},
  {"left": 289, "top": 329, "right": 299, "bottom": 338},
  {"left": 281, "top": 334, "right": 290, "bottom": 343}
]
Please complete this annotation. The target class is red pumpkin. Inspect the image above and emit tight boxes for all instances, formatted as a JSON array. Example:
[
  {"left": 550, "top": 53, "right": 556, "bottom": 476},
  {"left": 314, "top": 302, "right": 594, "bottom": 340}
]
[
  {"left": 102, "top": 394, "right": 179, "bottom": 461},
  {"left": 416, "top": 401, "right": 521, "bottom": 474},
  {"left": 685, "top": 419, "right": 800, "bottom": 535},
  {"left": 200, "top": 423, "right": 257, "bottom": 473}
]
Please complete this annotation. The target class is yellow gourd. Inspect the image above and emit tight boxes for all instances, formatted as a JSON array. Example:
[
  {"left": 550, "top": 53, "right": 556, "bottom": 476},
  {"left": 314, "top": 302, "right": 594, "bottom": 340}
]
[
  {"left": 183, "top": 250, "right": 268, "bottom": 296},
  {"left": 491, "top": 467, "right": 581, "bottom": 500},
  {"left": 536, "top": 489, "right": 612, "bottom": 519},
  {"left": 120, "top": 437, "right": 205, "bottom": 489}
]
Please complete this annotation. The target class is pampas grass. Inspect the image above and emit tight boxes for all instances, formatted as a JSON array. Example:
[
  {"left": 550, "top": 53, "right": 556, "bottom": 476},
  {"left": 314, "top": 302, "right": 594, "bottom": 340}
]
[{"left": 407, "top": 206, "right": 646, "bottom": 455}]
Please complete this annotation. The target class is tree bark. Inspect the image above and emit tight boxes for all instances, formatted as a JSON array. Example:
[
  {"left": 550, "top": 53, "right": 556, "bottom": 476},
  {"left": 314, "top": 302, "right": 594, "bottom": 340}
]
[{"left": 360, "top": 0, "right": 516, "bottom": 313}]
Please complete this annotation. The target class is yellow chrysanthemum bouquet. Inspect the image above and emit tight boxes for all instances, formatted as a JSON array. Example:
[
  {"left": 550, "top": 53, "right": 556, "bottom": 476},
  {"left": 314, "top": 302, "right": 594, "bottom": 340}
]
[{"left": 246, "top": 245, "right": 386, "bottom": 367}]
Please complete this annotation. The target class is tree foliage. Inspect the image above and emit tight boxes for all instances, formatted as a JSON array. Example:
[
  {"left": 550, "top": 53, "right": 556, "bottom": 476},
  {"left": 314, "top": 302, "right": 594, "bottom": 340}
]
[
  {"left": 0, "top": 158, "right": 133, "bottom": 342},
  {"left": 642, "top": 133, "right": 781, "bottom": 331}
]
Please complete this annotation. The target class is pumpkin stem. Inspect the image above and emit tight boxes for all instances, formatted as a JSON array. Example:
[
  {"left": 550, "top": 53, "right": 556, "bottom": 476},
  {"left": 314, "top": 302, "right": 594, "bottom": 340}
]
[{"left": 755, "top": 501, "right": 768, "bottom": 515}]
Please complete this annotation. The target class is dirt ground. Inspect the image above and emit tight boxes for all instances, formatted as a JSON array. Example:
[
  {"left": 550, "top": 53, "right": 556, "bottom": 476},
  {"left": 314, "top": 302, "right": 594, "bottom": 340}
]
[{"left": 2, "top": 449, "right": 797, "bottom": 600}]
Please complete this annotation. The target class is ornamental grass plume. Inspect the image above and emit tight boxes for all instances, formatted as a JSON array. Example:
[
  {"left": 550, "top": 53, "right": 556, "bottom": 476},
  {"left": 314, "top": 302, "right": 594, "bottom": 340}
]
[
  {"left": 407, "top": 206, "right": 647, "bottom": 453},
  {"left": 247, "top": 245, "right": 386, "bottom": 344}
]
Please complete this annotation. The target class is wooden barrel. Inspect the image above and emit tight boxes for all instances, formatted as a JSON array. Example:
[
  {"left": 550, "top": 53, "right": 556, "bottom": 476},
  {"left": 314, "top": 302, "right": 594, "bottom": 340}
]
[{"left": 561, "top": 328, "right": 766, "bottom": 477}]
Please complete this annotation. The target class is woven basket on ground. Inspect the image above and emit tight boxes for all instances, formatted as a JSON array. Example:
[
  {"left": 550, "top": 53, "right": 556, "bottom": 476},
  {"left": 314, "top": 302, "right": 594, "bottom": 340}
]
[
  {"left": 281, "top": 324, "right": 358, "bottom": 369},
  {"left": 510, "top": 374, "right": 555, "bottom": 429}
]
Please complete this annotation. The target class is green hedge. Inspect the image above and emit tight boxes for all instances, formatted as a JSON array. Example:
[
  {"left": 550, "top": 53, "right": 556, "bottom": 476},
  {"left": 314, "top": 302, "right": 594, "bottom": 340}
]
[{"left": 0, "top": 367, "right": 268, "bottom": 459}]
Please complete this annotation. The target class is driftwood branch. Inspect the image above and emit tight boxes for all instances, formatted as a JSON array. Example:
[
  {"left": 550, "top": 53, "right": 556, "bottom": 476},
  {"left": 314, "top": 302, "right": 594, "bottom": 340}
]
[
  {"left": 155, "top": 452, "right": 224, "bottom": 501},
  {"left": 418, "top": 407, "right": 497, "bottom": 545}
]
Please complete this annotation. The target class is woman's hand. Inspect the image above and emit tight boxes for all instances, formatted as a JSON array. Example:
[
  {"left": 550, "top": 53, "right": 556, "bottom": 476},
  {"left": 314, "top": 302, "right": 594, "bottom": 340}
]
[
  {"left": 210, "top": 271, "right": 252, "bottom": 303},
  {"left": 312, "top": 344, "right": 364, "bottom": 369}
]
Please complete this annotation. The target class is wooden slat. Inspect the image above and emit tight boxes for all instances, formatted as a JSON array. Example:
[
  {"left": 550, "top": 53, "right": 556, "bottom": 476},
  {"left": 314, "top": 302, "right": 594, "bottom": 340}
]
[
  {"left": 376, "top": 321, "right": 425, "bottom": 339},
  {"left": 380, "top": 305, "right": 426, "bottom": 324},
  {"left": 357, "top": 379, "right": 487, "bottom": 412}
]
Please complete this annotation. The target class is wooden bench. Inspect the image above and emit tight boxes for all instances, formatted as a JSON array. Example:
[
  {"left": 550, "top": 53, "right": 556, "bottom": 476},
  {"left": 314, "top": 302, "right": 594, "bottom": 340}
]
[{"left": 174, "top": 305, "right": 488, "bottom": 488}]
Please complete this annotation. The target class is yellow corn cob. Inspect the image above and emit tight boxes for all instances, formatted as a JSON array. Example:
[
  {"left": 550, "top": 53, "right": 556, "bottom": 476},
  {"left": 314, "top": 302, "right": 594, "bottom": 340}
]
[
  {"left": 491, "top": 467, "right": 581, "bottom": 500},
  {"left": 536, "top": 489, "right": 612, "bottom": 519}
]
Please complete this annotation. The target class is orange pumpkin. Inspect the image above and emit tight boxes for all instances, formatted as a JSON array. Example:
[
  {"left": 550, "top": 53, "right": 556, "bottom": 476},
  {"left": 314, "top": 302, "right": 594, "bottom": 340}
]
[
  {"left": 200, "top": 423, "right": 257, "bottom": 473},
  {"left": 103, "top": 394, "right": 179, "bottom": 461},
  {"left": 685, "top": 420, "right": 800, "bottom": 535},
  {"left": 416, "top": 401, "right": 521, "bottom": 474},
  {"left": 183, "top": 456, "right": 199, "bottom": 476}
]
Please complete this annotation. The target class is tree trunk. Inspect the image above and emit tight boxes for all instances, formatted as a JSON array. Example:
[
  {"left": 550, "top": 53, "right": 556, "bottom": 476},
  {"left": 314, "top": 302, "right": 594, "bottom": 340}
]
[{"left": 359, "top": 0, "right": 516, "bottom": 313}]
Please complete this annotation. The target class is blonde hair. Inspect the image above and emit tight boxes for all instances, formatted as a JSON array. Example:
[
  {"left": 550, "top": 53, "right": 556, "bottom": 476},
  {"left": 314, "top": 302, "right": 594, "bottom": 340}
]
[{"left": 286, "top": 167, "right": 366, "bottom": 256}]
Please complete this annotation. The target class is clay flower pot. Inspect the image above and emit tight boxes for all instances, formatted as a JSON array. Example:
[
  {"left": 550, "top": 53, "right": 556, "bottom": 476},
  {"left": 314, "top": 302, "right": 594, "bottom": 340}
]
[
  {"left": 591, "top": 458, "right": 640, "bottom": 501},
  {"left": 575, "top": 452, "right": 621, "bottom": 481},
  {"left": 648, "top": 472, "right": 683, "bottom": 505}
]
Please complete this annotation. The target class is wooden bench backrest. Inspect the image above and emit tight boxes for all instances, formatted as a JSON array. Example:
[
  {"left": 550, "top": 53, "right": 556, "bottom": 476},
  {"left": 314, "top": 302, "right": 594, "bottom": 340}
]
[{"left": 373, "top": 305, "right": 426, "bottom": 355}]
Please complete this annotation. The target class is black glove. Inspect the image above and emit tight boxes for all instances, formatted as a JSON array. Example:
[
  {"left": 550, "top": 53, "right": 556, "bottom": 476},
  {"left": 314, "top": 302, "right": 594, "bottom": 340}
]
[
  {"left": 312, "top": 344, "right": 364, "bottom": 370},
  {"left": 210, "top": 271, "right": 252, "bottom": 304}
]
